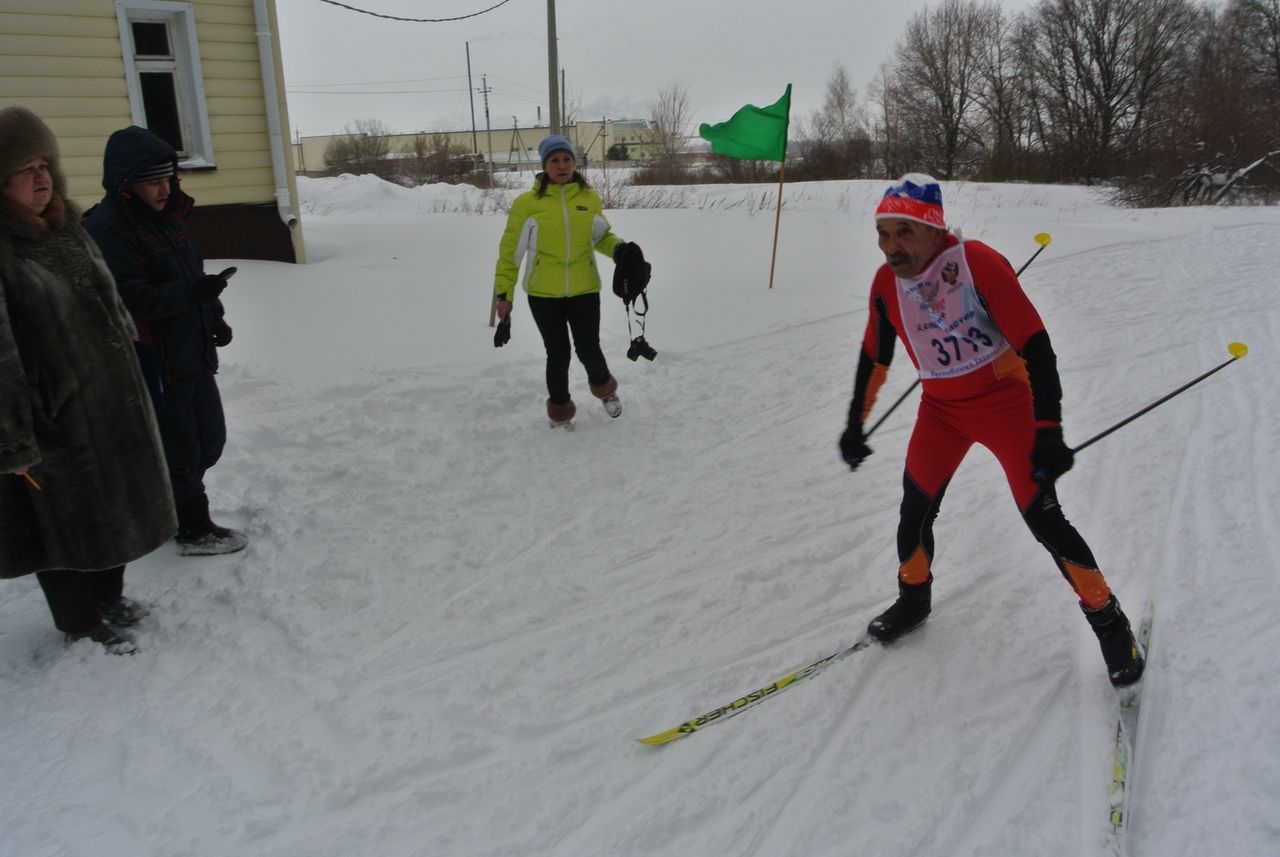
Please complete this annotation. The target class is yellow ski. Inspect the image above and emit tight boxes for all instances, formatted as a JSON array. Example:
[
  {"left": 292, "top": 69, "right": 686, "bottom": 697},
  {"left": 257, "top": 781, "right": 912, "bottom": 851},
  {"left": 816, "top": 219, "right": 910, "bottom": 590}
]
[
  {"left": 637, "top": 636, "right": 875, "bottom": 746},
  {"left": 1108, "top": 599, "right": 1156, "bottom": 849}
]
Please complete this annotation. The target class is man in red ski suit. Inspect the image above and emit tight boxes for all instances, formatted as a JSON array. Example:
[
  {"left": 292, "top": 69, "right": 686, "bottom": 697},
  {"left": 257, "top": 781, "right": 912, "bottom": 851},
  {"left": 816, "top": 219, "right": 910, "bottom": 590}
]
[{"left": 840, "top": 174, "right": 1144, "bottom": 687}]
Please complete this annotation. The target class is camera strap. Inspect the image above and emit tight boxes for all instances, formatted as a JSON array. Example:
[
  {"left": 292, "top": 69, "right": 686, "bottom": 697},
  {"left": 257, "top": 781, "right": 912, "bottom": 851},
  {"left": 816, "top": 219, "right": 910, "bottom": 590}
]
[{"left": 625, "top": 289, "right": 649, "bottom": 341}]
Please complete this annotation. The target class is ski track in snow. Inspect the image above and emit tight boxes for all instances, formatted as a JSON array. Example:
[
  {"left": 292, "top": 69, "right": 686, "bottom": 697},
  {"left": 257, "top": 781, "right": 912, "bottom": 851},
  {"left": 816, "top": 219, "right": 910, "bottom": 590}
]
[{"left": 2, "top": 177, "right": 1278, "bottom": 857}]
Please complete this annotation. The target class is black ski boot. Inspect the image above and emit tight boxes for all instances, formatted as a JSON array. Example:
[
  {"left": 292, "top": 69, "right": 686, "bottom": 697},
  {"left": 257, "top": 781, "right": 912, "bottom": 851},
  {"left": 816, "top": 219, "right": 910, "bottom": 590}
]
[
  {"left": 1083, "top": 595, "right": 1145, "bottom": 688},
  {"left": 867, "top": 576, "right": 932, "bottom": 642}
]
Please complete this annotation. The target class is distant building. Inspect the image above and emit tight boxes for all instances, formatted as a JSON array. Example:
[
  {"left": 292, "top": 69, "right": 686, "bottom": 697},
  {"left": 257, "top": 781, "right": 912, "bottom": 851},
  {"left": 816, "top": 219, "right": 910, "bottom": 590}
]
[
  {"left": 0, "top": 0, "right": 305, "bottom": 262},
  {"left": 294, "top": 119, "right": 661, "bottom": 177}
]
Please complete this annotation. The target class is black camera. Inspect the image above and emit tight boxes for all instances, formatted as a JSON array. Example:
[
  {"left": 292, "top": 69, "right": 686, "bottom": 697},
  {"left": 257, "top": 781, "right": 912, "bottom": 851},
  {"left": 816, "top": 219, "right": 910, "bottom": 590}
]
[{"left": 627, "top": 335, "right": 657, "bottom": 362}]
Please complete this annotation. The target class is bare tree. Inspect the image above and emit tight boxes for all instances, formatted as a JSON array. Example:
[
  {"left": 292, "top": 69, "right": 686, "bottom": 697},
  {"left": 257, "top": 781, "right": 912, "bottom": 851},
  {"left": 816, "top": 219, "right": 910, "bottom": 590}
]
[
  {"left": 398, "top": 133, "right": 473, "bottom": 187},
  {"left": 869, "top": 63, "right": 919, "bottom": 178},
  {"left": 648, "top": 83, "right": 694, "bottom": 182},
  {"left": 796, "top": 63, "right": 875, "bottom": 179},
  {"left": 1114, "top": 0, "right": 1280, "bottom": 204},
  {"left": 324, "top": 118, "right": 394, "bottom": 179},
  {"left": 1030, "top": 0, "right": 1198, "bottom": 182},
  {"left": 1235, "top": 0, "right": 1280, "bottom": 90},
  {"left": 884, "top": 0, "right": 989, "bottom": 178},
  {"left": 971, "top": 4, "right": 1039, "bottom": 179}
]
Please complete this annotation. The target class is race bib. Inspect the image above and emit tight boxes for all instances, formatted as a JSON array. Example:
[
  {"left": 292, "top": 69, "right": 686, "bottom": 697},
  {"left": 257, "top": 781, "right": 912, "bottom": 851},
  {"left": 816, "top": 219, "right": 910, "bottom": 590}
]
[{"left": 896, "top": 243, "right": 1009, "bottom": 379}]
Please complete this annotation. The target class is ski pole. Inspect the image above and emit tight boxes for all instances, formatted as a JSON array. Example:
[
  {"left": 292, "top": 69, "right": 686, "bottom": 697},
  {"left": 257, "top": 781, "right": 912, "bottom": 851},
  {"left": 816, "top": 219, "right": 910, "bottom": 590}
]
[
  {"left": 1070, "top": 342, "right": 1248, "bottom": 455},
  {"left": 1017, "top": 231, "right": 1053, "bottom": 278},
  {"left": 866, "top": 232, "right": 1053, "bottom": 439},
  {"left": 865, "top": 382, "right": 917, "bottom": 438}
]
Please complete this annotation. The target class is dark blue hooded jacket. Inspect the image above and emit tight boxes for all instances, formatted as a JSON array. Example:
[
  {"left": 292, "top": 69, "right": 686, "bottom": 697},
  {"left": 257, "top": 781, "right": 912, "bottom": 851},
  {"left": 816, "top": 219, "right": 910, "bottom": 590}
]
[{"left": 83, "top": 126, "right": 224, "bottom": 383}]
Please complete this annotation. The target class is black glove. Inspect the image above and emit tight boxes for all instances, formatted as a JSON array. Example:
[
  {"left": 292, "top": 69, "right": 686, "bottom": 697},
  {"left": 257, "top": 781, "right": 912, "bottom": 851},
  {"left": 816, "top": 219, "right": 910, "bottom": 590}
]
[
  {"left": 193, "top": 274, "right": 227, "bottom": 303},
  {"left": 211, "top": 320, "right": 233, "bottom": 347},
  {"left": 1031, "top": 425, "right": 1074, "bottom": 484},
  {"left": 613, "top": 242, "right": 643, "bottom": 266},
  {"left": 493, "top": 317, "right": 511, "bottom": 348},
  {"left": 612, "top": 242, "right": 651, "bottom": 305},
  {"left": 839, "top": 424, "right": 873, "bottom": 471}
]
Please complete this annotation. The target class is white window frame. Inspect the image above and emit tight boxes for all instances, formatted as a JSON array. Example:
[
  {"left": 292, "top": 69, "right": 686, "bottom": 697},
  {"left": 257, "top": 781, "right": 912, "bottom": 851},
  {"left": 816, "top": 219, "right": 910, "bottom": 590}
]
[{"left": 115, "top": 0, "right": 215, "bottom": 168}]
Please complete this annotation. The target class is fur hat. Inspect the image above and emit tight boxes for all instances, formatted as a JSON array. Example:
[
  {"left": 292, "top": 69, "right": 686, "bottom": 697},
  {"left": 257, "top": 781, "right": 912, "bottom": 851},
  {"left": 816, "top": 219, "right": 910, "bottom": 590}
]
[
  {"left": 0, "top": 106, "right": 68, "bottom": 202},
  {"left": 0, "top": 106, "right": 75, "bottom": 228},
  {"left": 537, "top": 134, "right": 574, "bottom": 166},
  {"left": 875, "top": 173, "right": 945, "bottom": 229}
]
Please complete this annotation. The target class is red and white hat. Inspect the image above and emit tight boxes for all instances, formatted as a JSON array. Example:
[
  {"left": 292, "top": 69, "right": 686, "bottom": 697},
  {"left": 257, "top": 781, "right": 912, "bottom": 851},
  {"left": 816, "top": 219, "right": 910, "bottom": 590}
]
[{"left": 875, "top": 173, "right": 945, "bottom": 229}]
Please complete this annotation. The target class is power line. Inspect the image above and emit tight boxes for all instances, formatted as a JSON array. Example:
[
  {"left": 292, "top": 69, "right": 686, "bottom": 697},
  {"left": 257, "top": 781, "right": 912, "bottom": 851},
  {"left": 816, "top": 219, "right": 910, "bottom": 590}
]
[
  {"left": 288, "top": 87, "right": 472, "bottom": 95},
  {"left": 292, "top": 75, "right": 469, "bottom": 88},
  {"left": 486, "top": 74, "right": 547, "bottom": 97},
  {"left": 314, "top": 0, "right": 518, "bottom": 23}
]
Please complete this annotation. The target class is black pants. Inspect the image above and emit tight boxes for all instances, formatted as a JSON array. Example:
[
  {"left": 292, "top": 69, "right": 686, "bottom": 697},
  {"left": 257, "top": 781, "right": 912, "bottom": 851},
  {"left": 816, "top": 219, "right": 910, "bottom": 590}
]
[
  {"left": 36, "top": 566, "right": 125, "bottom": 633},
  {"left": 527, "top": 293, "right": 610, "bottom": 404},
  {"left": 898, "top": 471, "right": 1106, "bottom": 603},
  {"left": 153, "top": 374, "right": 227, "bottom": 506}
]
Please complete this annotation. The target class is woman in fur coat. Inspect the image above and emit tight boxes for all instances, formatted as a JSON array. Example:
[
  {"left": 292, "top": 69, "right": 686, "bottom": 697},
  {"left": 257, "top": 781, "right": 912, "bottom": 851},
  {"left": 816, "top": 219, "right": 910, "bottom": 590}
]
[{"left": 0, "top": 107, "right": 175, "bottom": 654}]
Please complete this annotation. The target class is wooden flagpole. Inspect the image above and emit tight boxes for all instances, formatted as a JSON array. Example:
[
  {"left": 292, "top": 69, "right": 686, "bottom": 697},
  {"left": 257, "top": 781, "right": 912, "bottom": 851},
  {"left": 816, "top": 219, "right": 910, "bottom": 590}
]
[{"left": 767, "top": 159, "right": 786, "bottom": 289}]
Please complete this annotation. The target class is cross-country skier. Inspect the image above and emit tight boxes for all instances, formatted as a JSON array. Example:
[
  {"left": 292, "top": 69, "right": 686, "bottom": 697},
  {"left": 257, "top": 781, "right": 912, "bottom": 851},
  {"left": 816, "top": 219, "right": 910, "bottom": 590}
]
[{"left": 841, "top": 174, "right": 1144, "bottom": 687}]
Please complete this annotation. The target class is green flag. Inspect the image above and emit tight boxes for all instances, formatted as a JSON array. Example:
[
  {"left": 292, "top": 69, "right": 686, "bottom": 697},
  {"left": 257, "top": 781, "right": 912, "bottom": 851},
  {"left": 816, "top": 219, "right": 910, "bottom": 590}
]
[{"left": 698, "top": 84, "right": 791, "bottom": 162}]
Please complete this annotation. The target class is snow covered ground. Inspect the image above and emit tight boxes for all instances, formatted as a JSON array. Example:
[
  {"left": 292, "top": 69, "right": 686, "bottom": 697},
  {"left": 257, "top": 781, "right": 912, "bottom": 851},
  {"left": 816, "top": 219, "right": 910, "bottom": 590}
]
[{"left": 2, "top": 174, "right": 1277, "bottom": 857}]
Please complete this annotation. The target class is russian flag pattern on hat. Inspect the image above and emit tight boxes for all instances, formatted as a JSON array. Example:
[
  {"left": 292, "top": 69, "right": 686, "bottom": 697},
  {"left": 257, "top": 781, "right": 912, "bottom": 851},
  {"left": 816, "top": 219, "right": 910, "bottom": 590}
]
[{"left": 876, "top": 173, "right": 945, "bottom": 228}]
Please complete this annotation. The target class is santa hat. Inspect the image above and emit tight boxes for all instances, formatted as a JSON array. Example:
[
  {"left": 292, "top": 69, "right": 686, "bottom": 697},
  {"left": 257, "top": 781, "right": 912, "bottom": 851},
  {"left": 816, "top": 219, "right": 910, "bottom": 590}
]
[{"left": 875, "top": 173, "right": 945, "bottom": 229}]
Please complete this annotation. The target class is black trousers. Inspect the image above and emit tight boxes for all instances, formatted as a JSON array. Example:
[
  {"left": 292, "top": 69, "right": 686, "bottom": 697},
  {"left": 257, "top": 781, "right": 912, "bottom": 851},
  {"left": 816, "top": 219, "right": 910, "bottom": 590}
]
[
  {"left": 527, "top": 293, "right": 610, "bottom": 404},
  {"left": 35, "top": 566, "right": 125, "bottom": 633},
  {"left": 154, "top": 374, "right": 227, "bottom": 506}
]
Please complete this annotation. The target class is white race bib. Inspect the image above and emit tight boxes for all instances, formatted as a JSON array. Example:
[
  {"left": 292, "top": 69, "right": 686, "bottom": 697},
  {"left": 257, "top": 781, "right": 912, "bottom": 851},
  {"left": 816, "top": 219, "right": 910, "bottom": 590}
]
[{"left": 896, "top": 243, "right": 1009, "bottom": 379}]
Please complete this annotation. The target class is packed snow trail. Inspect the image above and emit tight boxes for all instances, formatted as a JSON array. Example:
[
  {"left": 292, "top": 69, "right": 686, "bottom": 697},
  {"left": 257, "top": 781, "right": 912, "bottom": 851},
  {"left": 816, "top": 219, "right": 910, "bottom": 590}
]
[{"left": 0, "top": 178, "right": 1276, "bottom": 857}]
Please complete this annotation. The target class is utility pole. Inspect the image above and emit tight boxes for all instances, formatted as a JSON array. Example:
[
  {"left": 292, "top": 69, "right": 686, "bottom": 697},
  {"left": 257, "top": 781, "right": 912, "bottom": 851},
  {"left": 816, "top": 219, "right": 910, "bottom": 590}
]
[
  {"left": 465, "top": 41, "right": 478, "bottom": 155},
  {"left": 480, "top": 75, "right": 494, "bottom": 185},
  {"left": 546, "top": 0, "right": 560, "bottom": 135},
  {"left": 511, "top": 117, "right": 530, "bottom": 174}
]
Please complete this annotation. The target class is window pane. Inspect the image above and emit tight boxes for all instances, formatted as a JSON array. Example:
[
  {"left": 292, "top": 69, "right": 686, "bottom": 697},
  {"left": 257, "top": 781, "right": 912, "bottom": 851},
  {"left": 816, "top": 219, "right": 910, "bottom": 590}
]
[
  {"left": 131, "top": 22, "right": 171, "bottom": 57},
  {"left": 139, "top": 72, "right": 185, "bottom": 154}
]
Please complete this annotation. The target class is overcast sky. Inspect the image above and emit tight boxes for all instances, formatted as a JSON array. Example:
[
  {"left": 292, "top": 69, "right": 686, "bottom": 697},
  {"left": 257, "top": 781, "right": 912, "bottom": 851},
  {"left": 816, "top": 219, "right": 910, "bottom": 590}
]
[{"left": 275, "top": 0, "right": 1038, "bottom": 141}]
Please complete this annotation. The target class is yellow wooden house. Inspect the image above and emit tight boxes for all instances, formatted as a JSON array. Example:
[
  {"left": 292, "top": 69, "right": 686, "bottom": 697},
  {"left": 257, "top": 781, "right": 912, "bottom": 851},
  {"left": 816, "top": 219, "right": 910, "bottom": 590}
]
[{"left": 0, "top": 0, "right": 305, "bottom": 262}]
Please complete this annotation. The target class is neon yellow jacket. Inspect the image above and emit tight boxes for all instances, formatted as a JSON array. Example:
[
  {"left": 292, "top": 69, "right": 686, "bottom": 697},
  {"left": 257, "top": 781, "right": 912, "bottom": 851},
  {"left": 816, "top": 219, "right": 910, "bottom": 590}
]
[{"left": 493, "top": 178, "right": 623, "bottom": 300}]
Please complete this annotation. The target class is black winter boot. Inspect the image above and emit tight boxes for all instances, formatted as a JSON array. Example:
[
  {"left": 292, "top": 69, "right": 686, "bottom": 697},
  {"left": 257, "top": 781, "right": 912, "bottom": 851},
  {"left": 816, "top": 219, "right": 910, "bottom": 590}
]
[
  {"left": 867, "top": 576, "right": 932, "bottom": 642},
  {"left": 176, "top": 494, "right": 213, "bottom": 539},
  {"left": 65, "top": 622, "right": 137, "bottom": 656},
  {"left": 95, "top": 596, "right": 150, "bottom": 628},
  {"left": 1083, "top": 595, "right": 1145, "bottom": 688},
  {"left": 175, "top": 494, "right": 248, "bottom": 556}
]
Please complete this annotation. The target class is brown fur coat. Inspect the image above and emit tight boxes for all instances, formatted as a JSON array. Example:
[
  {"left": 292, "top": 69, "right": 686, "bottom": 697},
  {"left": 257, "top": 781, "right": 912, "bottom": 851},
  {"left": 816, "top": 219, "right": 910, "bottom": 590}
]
[{"left": 0, "top": 107, "right": 175, "bottom": 575}]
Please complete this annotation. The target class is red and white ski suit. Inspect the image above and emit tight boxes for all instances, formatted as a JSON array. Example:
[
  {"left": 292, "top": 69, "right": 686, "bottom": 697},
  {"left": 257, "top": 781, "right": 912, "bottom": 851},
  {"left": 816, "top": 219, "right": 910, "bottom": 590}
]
[{"left": 849, "top": 234, "right": 1112, "bottom": 608}]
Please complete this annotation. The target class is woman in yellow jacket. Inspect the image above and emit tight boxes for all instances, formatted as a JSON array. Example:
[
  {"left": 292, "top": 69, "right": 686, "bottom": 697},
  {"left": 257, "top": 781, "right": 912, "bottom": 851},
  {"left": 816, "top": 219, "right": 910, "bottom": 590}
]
[{"left": 493, "top": 135, "right": 645, "bottom": 427}]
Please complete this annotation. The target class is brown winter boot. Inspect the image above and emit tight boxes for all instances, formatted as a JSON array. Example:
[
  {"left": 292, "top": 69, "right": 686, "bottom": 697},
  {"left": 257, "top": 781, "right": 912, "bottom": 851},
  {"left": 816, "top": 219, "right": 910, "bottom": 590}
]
[{"left": 546, "top": 398, "right": 576, "bottom": 427}]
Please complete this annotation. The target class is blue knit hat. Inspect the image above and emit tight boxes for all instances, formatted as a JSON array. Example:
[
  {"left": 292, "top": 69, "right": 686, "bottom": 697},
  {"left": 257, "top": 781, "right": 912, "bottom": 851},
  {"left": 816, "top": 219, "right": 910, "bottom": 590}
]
[{"left": 537, "top": 134, "right": 574, "bottom": 166}]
